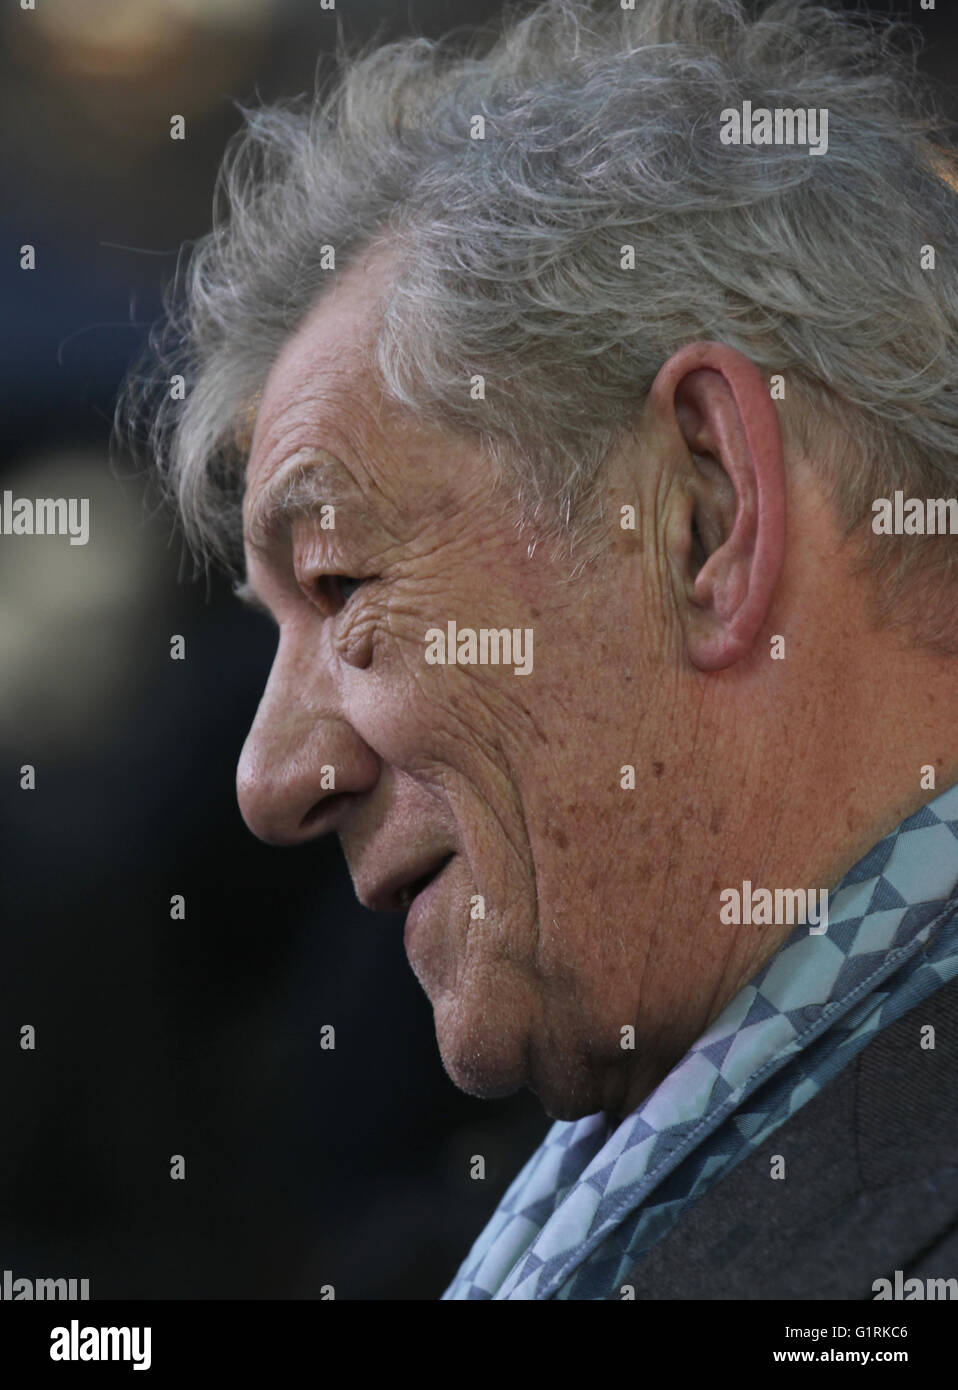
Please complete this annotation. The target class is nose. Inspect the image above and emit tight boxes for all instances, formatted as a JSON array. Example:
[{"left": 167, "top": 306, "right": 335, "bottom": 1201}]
[{"left": 236, "top": 638, "right": 379, "bottom": 846}]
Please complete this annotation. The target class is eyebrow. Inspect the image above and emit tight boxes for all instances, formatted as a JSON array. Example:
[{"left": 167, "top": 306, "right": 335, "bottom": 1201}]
[{"left": 244, "top": 452, "right": 359, "bottom": 552}]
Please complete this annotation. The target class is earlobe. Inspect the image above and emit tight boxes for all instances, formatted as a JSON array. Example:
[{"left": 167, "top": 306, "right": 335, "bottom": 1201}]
[{"left": 653, "top": 343, "right": 787, "bottom": 672}]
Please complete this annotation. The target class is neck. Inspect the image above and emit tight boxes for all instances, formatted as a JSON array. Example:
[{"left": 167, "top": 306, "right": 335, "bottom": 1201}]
[{"left": 609, "top": 625, "right": 958, "bottom": 1123}]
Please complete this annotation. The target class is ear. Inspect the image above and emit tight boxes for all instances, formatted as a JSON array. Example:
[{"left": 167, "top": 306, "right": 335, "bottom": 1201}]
[{"left": 651, "top": 342, "right": 786, "bottom": 671}]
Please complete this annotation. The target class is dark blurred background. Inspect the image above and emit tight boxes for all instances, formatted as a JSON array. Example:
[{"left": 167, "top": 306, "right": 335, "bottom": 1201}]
[{"left": 0, "top": 0, "right": 954, "bottom": 1299}]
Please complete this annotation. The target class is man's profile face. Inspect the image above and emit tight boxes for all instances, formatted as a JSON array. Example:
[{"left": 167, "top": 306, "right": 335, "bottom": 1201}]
[{"left": 235, "top": 252, "right": 735, "bottom": 1120}]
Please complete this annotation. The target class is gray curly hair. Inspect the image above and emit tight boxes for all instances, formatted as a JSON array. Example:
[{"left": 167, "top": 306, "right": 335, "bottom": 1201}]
[{"left": 120, "top": 0, "right": 958, "bottom": 651}]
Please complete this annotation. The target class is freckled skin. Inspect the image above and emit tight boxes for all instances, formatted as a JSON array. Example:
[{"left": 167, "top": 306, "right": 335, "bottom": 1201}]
[{"left": 236, "top": 249, "right": 958, "bottom": 1122}]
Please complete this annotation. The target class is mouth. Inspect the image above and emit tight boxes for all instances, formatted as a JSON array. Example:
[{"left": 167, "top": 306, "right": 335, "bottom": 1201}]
[
  {"left": 364, "top": 852, "right": 455, "bottom": 914},
  {"left": 395, "top": 853, "right": 455, "bottom": 912}
]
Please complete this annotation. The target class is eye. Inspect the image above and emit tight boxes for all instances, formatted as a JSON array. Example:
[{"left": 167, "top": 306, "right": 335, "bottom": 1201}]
[
  {"left": 298, "top": 567, "right": 374, "bottom": 617},
  {"left": 334, "top": 575, "right": 364, "bottom": 605},
  {"left": 310, "top": 573, "right": 365, "bottom": 610}
]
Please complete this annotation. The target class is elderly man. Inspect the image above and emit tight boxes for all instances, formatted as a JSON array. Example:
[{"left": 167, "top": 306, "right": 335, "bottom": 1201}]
[{"left": 129, "top": 0, "right": 958, "bottom": 1299}]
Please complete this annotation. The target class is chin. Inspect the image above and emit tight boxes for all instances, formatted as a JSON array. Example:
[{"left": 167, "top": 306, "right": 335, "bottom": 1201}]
[
  {"left": 431, "top": 993, "right": 612, "bottom": 1121},
  {"left": 431, "top": 994, "right": 528, "bottom": 1101}
]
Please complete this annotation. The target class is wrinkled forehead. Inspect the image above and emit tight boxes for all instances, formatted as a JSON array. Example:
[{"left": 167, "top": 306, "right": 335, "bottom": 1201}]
[
  {"left": 238, "top": 252, "right": 465, "bottom": 554},
  {"left": 240, "top": 362, "right": 401, "bottom": 563},
  {"left": 243, "top": 239, "right": 396, "bottom": 456},
  {"left": 244, "top": 268, "right": 385, "bottom": 501}
]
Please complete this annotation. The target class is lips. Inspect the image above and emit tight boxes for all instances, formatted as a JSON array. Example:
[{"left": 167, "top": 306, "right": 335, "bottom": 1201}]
[{"left": 360, "top": 852, "right": 455, "bottom": 914}]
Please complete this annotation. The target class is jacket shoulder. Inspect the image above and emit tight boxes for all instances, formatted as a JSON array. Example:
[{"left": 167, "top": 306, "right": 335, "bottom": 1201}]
[{"left": 619, "top": 968, "right": 958, "bottom": 1299}]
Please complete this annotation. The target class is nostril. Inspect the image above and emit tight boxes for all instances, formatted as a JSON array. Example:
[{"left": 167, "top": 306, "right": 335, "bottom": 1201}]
[{"left": 300, "top": 791, "right": 348, "bottom": 834}]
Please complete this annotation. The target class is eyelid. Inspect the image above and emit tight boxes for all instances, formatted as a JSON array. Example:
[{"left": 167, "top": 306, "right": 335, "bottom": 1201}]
[{"left": 302, "top": 571, "right": 367, "bottom": 615}]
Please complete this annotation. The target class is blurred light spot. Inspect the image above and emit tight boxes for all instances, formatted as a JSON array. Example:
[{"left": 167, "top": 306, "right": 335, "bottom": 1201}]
[
  {"left": 0, "top": 451, "right": 163, "bottom": 750},
  {"left": 34, "top": 0, "right": 272, "bottom": 74}
]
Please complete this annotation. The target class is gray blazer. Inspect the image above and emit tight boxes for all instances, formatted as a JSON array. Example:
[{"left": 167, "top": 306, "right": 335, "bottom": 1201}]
[{"left": 621, "top": 970, "right": 958, "bottom": 1299}]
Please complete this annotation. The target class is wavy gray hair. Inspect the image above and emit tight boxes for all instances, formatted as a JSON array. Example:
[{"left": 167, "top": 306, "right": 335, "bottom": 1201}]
[{"left": 120, "top": 0, "right": 958, "bottom": 651}]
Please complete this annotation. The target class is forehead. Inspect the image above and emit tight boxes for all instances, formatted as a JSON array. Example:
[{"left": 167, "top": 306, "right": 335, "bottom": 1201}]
[
  {"left": 243, "top": 251, "right": 393, "bottom": 522},
  {"left": 240, "top": 248, "right": 480, "bottom": 560}
]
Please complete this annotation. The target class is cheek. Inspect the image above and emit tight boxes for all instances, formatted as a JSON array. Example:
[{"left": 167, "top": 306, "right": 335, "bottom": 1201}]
[
  {"left": 514, "top": 756, "right": 647, "bottom": 959},
  {"left": 343, "top": 622, "right": 521, "bottom": 776}
]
